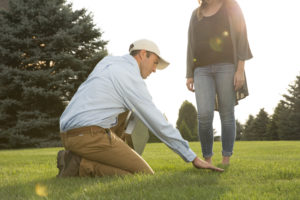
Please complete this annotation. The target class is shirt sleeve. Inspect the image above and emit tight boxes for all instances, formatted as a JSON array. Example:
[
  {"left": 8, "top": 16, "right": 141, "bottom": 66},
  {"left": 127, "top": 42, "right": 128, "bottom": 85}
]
[
  {"left": 110, "top": 64, "right": 197, "bottom": 162},
  {"left": 186, "top": 9, "right": 197, "bottom": 78},
  {"left": 228, "top": 0, "right": 253, "bottom": 61}
]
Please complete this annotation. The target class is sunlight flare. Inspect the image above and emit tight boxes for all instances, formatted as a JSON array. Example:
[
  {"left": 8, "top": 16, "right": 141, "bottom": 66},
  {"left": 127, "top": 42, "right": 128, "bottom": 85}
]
[
  {"left": 209, "top": 37, "right": 223, "bottom": 52},
  {"left": 35, "top": 184, "right": 48, "bottom": 197},
  {"left": 223, "top": 31, "right": 229, "bottom": 37}
]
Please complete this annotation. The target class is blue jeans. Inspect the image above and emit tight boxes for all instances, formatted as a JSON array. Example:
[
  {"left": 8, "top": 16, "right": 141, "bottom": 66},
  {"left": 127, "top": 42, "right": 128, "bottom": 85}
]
[{"left": 194, "top": 63, "right": 236, "bottom": 158}]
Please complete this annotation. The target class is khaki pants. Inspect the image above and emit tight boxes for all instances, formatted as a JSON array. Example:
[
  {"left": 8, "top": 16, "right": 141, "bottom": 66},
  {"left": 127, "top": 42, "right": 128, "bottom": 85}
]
[{"left": 60, "top": 112, "right": 154, "bottom": 177}]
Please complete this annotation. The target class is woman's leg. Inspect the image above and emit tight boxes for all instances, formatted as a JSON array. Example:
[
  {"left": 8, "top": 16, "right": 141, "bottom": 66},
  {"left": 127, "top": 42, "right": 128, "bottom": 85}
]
[
  {"left": 214, "top": 63, "right": 236, "bottom": 164},
  {"left": 194, "top": 66, "right": 216, "bottom": 160}
]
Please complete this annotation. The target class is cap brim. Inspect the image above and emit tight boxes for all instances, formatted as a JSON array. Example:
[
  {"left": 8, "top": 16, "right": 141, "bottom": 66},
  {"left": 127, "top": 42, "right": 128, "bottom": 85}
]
[{"left": 157, "top": 57, "right": 169, "bottom": 70}]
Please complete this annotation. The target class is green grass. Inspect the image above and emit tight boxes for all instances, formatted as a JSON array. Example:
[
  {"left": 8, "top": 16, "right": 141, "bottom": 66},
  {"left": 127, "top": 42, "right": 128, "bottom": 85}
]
[{"left": 0, "top": 141, "right": 300, "bottom": 200}]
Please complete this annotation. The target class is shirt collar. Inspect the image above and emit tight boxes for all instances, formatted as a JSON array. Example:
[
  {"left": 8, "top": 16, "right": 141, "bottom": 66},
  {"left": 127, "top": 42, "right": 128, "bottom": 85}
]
[
  {"left": 123, "top": 54, "right": 138, "bottom": 65},
  {"left": 123, "top": 54, "right": 141, "bottom": 75}
]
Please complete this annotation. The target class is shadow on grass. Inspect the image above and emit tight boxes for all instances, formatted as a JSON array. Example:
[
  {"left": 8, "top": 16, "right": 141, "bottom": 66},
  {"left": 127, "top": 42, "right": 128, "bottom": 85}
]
[
  {"left": 0, "top": 169, "right": 229, "bottom": 200},
  {"left": 217, "top": 163, "right": 231, "bottom": 170},
  {"left": 89, "top": 168, "right": 230, "bottom": 200},
  {"left": 0, "top": 168, "right": 231, "bottom": 200}
]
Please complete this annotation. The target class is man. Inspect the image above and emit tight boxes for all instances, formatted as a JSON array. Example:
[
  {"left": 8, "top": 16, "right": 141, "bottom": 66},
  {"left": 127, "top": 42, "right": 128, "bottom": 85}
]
[{"left": 57, "top": 39, "right": 223, "bottom": 177}]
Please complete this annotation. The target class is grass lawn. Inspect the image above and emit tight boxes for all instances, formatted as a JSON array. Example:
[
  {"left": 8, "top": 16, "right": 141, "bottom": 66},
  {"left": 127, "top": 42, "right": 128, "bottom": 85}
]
[{"left": 0, "top": 141, "right": 300, "bottom": 200}]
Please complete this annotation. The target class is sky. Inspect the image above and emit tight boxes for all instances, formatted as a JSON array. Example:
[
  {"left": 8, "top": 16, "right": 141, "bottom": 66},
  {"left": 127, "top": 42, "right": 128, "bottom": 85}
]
[{"left": 69, "top": 0, "right": 300, "bottom": 135}]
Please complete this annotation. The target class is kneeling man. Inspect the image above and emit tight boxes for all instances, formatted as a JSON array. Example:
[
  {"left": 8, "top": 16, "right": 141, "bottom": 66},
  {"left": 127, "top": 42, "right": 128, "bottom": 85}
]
[{"left": 57, "top": 39, "right": 223, "bottom": 177}]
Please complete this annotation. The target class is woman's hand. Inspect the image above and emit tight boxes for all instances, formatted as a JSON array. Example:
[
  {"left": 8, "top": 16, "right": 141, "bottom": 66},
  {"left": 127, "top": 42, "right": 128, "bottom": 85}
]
[
  {"left": 186, "top": 78, "right": 195, "bottom": 92},
  {"left": 234, "top": 70, "right": 245, "bottom": 91},
  {"left": 234, "top": 60, "right": 245, "bottom": 91}
]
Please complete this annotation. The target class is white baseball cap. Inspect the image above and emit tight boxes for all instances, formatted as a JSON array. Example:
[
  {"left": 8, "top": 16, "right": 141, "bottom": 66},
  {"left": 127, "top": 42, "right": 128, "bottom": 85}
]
[{"left": 129, "top": 39, "right": 170, "bottom": 70}]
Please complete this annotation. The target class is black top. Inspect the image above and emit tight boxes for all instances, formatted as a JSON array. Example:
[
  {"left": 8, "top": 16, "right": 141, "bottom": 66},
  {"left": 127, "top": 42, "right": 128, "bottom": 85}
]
[{"left": 193, "top": 4, "right": 234, "bottom": 67}]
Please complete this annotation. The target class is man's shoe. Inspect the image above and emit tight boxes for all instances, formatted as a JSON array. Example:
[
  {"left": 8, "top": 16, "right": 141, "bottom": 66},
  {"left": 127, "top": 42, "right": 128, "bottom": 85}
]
[
  {"left": 56, "top": 150, "right": 66, "bottom": 177},
  {"left": 56, "top": 150, "right": 81, "bottom": 178}
]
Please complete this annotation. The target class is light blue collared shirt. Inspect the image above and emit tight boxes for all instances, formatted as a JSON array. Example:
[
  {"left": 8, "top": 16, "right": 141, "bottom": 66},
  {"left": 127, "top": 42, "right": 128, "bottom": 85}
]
[{"left": 60, "top": 54, "right": 196, "bottom": 162}]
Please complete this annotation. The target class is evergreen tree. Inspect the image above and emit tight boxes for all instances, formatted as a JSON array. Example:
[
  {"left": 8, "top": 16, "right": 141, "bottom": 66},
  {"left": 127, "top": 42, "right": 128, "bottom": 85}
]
[
  {"left": 266, "top": 106, "right": 280, "bottom": 140},
  {"left": 275, "top": 75, "right": 300, "bottom": 140},
  {"left": 0, "top": 0, "right": 107, "bottom": 148},
  {"left": 178, "top": 120, "right": 194, "bottom": 141},
  {"left": 252, "top": 109, "right": 270, "bottom": 140},
  {"left": 176, "top": 100, "right": 198, "bottom": 141},
  {"left": 242, "top": 115, "right": 255, "bottom": 140},
  {"left": 235, "top": 120, "right": 243, "bottom": 141},
  {"left": 275, "top": 101, "right": 295, "bottom": 140}
]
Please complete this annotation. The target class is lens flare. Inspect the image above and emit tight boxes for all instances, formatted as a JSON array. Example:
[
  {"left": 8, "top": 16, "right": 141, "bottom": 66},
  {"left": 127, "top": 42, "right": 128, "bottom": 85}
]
[
  {"left": 35, "top": 184, "right": 48, "bottom": 197},
  {"left": 223, "top": 31, "right": 229, "bottom": 37},
  {"left": 209, "top": 37, "right": 223, "bottom": 52}
]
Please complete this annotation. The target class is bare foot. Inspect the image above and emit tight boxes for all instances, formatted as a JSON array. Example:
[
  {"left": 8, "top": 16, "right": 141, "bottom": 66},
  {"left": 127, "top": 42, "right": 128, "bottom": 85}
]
[
  {"left": 192, "top": 157, "right": 224, "bottom": 172},
  {"left": 204, "top": 157, "right": 212, "bottom": 164},
  {"left": 222, "top": 156, "right": 230, "bottom": 165}
]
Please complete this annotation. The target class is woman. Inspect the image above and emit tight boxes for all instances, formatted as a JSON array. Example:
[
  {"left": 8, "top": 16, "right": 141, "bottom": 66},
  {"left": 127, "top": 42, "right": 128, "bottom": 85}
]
[{"left": 186, "top": 0, "right": 252, "bottom": 165}]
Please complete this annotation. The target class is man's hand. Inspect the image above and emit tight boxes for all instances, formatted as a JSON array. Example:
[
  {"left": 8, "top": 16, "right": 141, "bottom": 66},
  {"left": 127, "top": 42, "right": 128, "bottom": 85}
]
[
  {"left": 186, "top": 78, "right": 195, "bottom": 92},
  {"left": 192, "top": 157, "right": 224, "bottom": 172}
]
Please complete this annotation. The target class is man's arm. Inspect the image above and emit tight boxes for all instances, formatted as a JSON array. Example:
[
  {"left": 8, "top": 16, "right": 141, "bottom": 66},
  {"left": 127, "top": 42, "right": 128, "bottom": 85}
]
[{"left": 111, "top": 63, "right": 223, "bottom": 171}]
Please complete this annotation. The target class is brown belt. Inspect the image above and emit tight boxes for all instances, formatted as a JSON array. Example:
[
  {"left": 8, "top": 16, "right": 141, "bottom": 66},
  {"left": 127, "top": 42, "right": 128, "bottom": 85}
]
[{"left": 61, "top": 126, "right": 111, "bottom": 137}]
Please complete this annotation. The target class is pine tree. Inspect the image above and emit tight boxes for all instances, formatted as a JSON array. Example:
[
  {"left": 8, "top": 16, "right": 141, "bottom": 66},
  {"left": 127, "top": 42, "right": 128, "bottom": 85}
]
[
  {"left": 176, "top": 100, "right": 198, "bottom": 141},
  {"left": 266, "top": 106, "right": 280, "bottom": 140},
  {"left": 252, "top": 108, "right": 270, "bottom": 140},
  {"left": 276, "top": 75, "right": 300, "bottom": 140},
  {"left": 242, "top": 115, "right": 255, "bottom": 140},
  {"left": 236, "top": 120, "right": 243, "bottom": 141},
  {"left": 0, "top": 0, "right": 107, "bottom": 148},
  {"left": 178, "top": 120, "right": 194, "bottom": 141}
]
